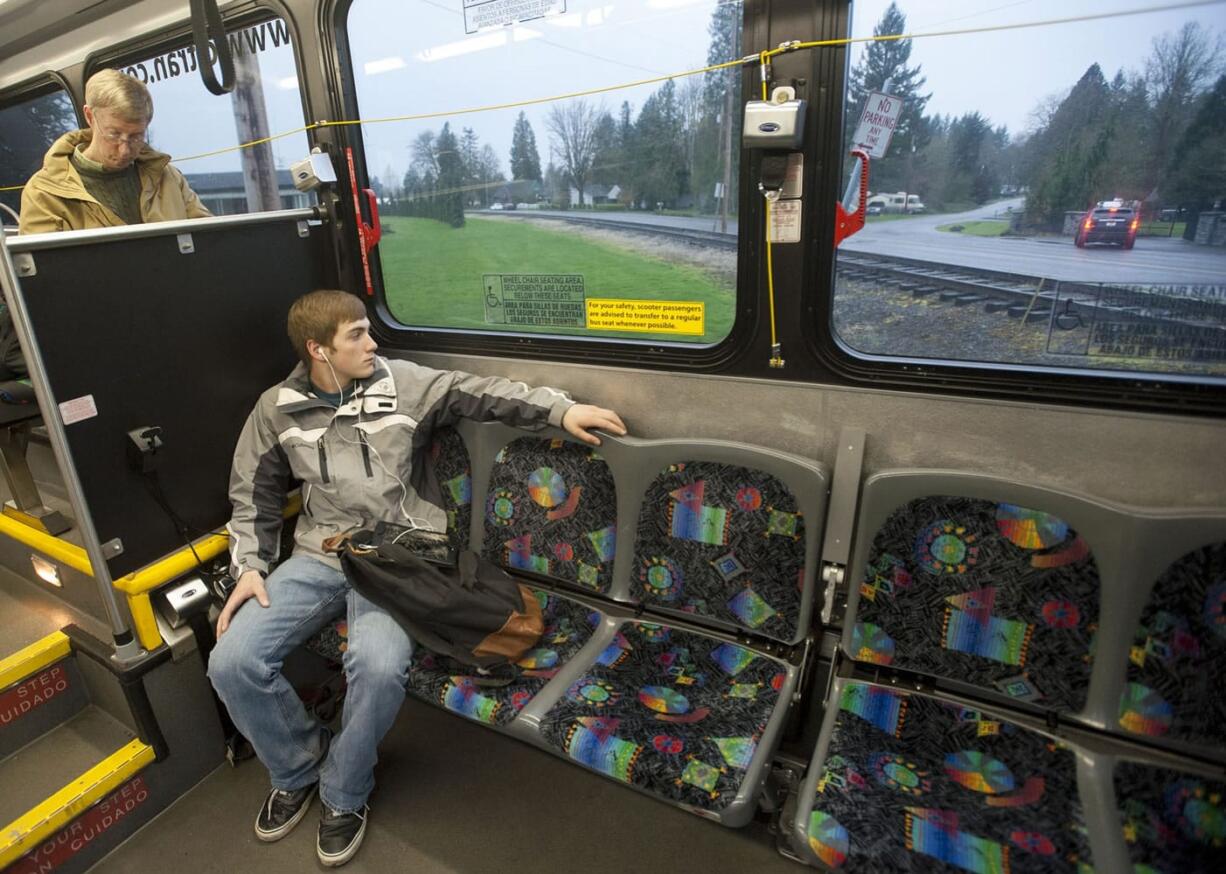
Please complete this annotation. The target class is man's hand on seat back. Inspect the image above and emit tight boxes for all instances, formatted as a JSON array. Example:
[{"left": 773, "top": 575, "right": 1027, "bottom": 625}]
[
  {"left": 217, "top": 569, "right": 270, "bottom": 637},
  {"left": 561, "top": 404, "right": 627, "bottom": 446}
]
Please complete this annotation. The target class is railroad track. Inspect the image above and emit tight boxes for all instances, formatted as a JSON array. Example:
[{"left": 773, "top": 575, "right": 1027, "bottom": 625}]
[
  {"left": 483, "top": 211, "right": 739, "bottom": 250},
  {"left": 486, "top": 211, "right": 1225, "bottom": 337},
  {"left": 836, "top": 252, "right": 1226, "bottom": 336}
]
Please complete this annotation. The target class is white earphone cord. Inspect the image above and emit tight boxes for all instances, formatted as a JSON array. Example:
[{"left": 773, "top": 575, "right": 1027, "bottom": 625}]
[{"left": 319, "top": 350, "right": 432, "bottom": 532}]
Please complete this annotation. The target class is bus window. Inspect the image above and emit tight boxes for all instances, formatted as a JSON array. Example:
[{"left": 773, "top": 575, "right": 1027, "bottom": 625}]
[
  {"left": 0, "top": 86, "right": 77, "bottom": 223},
  {"left": 345, "top": 0, "right": 743, "bottom": 345},
  {"left": 831, "top": 1, "right": 1226, "bottom": 382},
  {"left": 109, "top": 16, "right": 309, "bottom": 216}
]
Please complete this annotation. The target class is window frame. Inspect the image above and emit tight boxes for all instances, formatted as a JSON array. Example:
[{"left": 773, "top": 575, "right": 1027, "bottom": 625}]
[
  {"left": 0, "top": 72, "right": 84, "bottom": 218},
  {"left": 798, "top": 1, "right": 1226, "bottom": 418},
  {"left": 330, "top": 0, "right": 764, "bottom": 372},
  {"left": 81, "top": 0, "right": 313, "bottom": 215}
]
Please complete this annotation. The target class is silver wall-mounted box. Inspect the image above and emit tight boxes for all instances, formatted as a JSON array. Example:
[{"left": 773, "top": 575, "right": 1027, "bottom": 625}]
[{"left": 743, "top": 98, "right": 806, "bottom": 150}]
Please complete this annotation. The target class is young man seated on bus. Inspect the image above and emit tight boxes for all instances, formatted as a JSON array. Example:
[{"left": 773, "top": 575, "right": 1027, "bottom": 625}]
[
  {"left": 208, "top": 289, "right": 625, "bottom": 867},
  {"left": 18, "top": 69, "right": 211, "bottom": 234}
]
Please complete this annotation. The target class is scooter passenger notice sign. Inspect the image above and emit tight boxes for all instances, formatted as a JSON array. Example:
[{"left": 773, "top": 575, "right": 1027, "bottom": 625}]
[{"left": 851, "top": 92, "right": 903, "bottom": 159}]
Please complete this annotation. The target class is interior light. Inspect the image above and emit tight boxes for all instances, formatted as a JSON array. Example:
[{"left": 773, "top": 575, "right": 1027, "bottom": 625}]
[
  {"left": 31, "top": 555, "right": 61, "bottom": 587},
  {"left": 363, "top": 56, "right": 406, "bottom": 75},
  {"left": 415, "top": 32, "right": 506, "bottom": 63}
]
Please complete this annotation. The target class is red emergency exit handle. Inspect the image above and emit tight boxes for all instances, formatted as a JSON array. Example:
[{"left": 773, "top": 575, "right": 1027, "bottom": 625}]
[
  {"left": 360, "top": 189, "right": 381, "bottom": 250},
  {"left": 834, "top": 149, "right": 870, "bottom": 248}
]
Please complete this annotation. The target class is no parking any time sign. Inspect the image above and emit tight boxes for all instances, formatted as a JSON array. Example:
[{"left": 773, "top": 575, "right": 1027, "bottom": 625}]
[{"left": 851, "top": 91, "right": 903, "bottom": 159}]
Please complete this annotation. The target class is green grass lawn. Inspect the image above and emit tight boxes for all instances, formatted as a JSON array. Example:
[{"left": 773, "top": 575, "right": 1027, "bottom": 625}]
[
  {"left": 937, "top": 220, "right": 1010, "bottom": 237},
  {"left": 1137, "top": 222, "right": 1187, "bottom": 238},
  {"left": 378, "top": 216, "right": 733, "bottom": 344}
]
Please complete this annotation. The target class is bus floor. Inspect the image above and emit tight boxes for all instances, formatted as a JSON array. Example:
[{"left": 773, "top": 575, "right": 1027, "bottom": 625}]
[{"left": 93, "top": 694, "right": 803, "bottom": 873}]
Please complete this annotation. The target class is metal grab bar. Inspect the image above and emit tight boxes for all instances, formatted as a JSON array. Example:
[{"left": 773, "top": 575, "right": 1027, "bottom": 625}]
[
  {"left": 7, "top": 206, "right": 323, "bottom": 253},
  {"left": 0, "top": 234, "right": 142, "bottom": 660}
]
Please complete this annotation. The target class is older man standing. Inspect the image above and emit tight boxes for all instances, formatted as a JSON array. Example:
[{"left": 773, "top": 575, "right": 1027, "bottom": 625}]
[{"left": 19, "top": 69, "right": 210, "bottom": 234}]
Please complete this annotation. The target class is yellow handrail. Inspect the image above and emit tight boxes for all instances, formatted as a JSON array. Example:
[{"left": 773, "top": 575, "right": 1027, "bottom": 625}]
[{"left": 0, "top": 493, "right": 301, "bottom": 597}]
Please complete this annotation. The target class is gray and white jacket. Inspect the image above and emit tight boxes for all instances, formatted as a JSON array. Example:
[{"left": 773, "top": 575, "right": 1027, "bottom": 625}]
[{"left": 227, "top": 356, "right": 573, "bottom": 576}]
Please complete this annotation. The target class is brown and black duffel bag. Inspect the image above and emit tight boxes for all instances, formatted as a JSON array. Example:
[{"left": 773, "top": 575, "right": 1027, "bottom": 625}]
[{"left": 327, "top": 524, "right": 543, "bottom": 669}]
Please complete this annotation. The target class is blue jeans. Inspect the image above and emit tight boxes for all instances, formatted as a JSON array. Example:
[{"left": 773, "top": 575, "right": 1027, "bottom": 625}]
[{"left": 208, "top": 554, "right": 413, "bottom": 812}]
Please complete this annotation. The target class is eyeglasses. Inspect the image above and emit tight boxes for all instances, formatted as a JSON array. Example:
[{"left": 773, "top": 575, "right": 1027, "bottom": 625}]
[{"left": 98, "top": 129, "right": 146, "bottom": 147}]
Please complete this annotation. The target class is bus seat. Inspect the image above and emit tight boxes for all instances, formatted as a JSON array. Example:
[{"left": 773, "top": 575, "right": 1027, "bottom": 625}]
[
  {"left": 405, "top": 589, "right": 601, "bottom": 727},
  {"left": 527, "top": 618, "right": 794, "bottom": 826},
  {"left": 0, "top": 379, "right": 71, "bottom": 534},
  {"left": 1118, "top": 540, "right": 1226, "bottom": 749},
  {"left": 631, "top": 460, "right": 811, "bottom": 645},
  {"left": 840, "top": 474, "right": 1107, "bottom": 715},
  {"left": 794, "top": 678, "right": 1095, "bottom": 870},
  {"left": 1113, "top": 757, "right": 1226, "bottom": 873},
  {"left": 481, "top": 435, "right": 619, "bottom": 595},
  {"left": 791, "top": 676, "right": 1225, "bottom": 872},
  {"left": 380, "top": 424, "right": 824, "bottom": 825}
]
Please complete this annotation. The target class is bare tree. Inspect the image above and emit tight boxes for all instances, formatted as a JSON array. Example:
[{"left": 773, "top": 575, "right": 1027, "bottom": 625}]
[
  {"left": 410, "top": 130, "right": 439, "bottom": 183},
  {"left": 546, "top": 99, "right": 602, "bottom": 207},
  {"left": 1145, "top": 22, "right": 1224, "bottom": 188}
]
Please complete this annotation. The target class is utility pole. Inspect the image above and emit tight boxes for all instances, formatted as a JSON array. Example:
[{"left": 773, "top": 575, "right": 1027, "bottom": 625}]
[
  {"left": 230, "top": 47, "right": 280, "bottom": 213},
  {"left": 719, "top": 84, "right": 734, "bottom": 234}
]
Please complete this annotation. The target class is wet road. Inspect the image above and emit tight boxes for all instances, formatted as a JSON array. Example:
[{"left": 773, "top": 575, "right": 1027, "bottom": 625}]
[{"left": 488, "top": 201, "right": 1225, "bottom": 286}]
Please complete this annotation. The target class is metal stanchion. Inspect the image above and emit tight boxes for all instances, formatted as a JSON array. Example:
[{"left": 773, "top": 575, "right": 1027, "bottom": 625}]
[{"left": 0, "top": 235, "right": 143, "bottom": 662}]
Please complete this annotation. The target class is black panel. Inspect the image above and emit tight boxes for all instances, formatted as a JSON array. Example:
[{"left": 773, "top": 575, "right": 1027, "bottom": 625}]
[{"left": 19, "top": 219, "right": 329, "bottom": 576}]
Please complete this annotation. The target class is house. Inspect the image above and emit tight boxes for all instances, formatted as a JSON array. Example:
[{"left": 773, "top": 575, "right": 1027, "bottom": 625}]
[
  {"left": 568, "top": 183, "right": 621, "bottom": 207},
  {"left": 183, "top": 170, "right": 313, "bottom": 216}
]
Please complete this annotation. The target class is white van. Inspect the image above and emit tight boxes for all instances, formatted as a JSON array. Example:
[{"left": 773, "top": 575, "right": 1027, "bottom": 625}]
[{"left": 865, "top": 191, "right": 926, "bottom": 214}]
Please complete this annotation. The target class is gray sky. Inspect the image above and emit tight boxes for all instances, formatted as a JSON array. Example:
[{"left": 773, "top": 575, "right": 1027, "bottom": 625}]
[{"left": 141, "top": 0, "right": 1223, "bottom": 182}]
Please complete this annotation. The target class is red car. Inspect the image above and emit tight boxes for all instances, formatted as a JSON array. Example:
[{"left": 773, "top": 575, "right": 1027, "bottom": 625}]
[{"left": 1074, "top": 201, "right": 1139, "bottom": 249}]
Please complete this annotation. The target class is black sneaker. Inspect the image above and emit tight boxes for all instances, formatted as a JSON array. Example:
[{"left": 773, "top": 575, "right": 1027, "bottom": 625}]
[
  {"left": 317, "top": 803, "right": 368, "bottom": 867},
  {"left": 254, "top": 782, "right": 317, "bottom": 842}
]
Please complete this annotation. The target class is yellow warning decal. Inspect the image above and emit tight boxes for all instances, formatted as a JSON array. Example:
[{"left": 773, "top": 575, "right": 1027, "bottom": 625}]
[{"left": 585, "top": 299, "right": 704, "bottom": 336}]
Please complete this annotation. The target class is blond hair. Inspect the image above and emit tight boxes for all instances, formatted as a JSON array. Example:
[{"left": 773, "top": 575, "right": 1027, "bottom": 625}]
[
  {"left": 85, "top": 69, "right": 154, "bottom": 123},
  {"left": 288, "top": 290, "right": 367, "bottom": 365}
]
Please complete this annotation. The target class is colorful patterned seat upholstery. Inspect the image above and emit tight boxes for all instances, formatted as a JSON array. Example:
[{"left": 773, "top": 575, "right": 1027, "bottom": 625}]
[
  {"left": 405, "top": 588, "right": 600, "bottom": 727},
  {"left": 632, "top": 461, "right": 809, "bottom": 644},
  {"left": 482, "top": 436, "right": 618, "bottom": 595},
  {"left": 1118, "top": 541, "right": 1226, "bottom": 748},
  {"left": 794, "top": 678, "right": 1096, "bottom": 872},
  {"left": 845, "top": 493, "right": 1101, "bottom": 713},
  {"left": 534, "top": 619, "right": 792, "bottom": 824},
  {"left": 1115, "top": 758, "right": 1226, "bottom": 872}
]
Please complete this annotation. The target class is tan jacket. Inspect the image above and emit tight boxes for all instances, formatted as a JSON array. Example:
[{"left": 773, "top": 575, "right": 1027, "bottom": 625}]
[{"left": 19, "top": 130, "right": 211, "bottom": 234}]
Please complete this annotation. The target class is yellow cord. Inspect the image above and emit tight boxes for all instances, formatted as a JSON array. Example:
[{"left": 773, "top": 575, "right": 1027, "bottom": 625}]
[
  {"left": 760, "top": 61, "right": 783, "bottom": 368},
  {"left": 2, "top": 0, "right": 1216, "bottom": 191}
]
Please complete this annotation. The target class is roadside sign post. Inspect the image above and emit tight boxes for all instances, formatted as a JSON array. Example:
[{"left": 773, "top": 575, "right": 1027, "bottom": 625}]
[{"left": 851, "top": 91, "right": 903, "bottom": 159}]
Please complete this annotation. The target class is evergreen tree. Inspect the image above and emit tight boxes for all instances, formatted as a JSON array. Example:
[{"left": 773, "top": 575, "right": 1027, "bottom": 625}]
[
  {"left": 459, "top": 127, "right": 481, "bottom": 205},
  {"left": 1163, "top": 75, "right": 1226, "bottom": 236},
  {"left": 633, "top": 80, "right": 688, "bottom": 208},
  {"left": 590, "top": 111, "right": 619, "bottom": 187},
  {"left": 435, "top": 123, "right": 465, "bottom": 227},
  {"left": 845, "top": 2, "right": 931, "bottom": 193},
  {"left": 1023, "top": 64, "right": 1117, "bottom": 228},
  {"left": 510, "top": 111, "right": 542, "bottom": 182}
]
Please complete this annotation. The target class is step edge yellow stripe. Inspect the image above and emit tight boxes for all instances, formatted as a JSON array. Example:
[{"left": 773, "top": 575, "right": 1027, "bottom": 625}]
[
  {"left": 0, "top": 738, "right": 155, "bottom": 868},
  {"left": 0, "top": 630, "right": 71, "bottom": 691}
]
